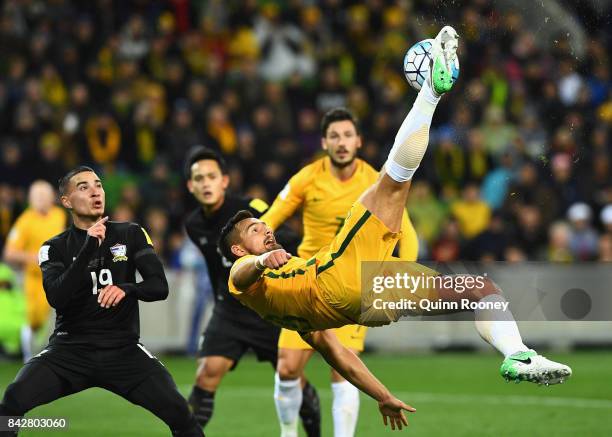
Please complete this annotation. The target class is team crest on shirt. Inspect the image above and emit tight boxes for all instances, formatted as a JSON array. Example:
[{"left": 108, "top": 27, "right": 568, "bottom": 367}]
[{"left": 110, "top": 243, "right": 128, "bottom": 262}]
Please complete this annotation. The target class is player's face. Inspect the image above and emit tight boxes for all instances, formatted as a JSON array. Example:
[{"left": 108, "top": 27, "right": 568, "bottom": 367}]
[
  {"left": 322, "top": 120, "right": 361, "bottom": 169},
  {"left": 232, "top": 218, "right": 282, "bottom": 257},
  {"left": 28, "top": 181, "right": 55, "bottom": 214},
  {"left": 188, "top": 159, "right": 229, "bottom": 208},
  {"left": 61, "top": 171, "right": 105, "bottom": 218}
]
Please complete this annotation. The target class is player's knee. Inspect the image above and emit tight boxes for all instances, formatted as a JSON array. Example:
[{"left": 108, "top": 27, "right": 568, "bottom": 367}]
[
  {"left": 195, "top": 359, "right": 229, "bottom": 390},
  {"left": 195, "top": 368, "right": 220, "bottom": 391},
  {"left": 276, "top": 357, "right": 302, "bottom": 380}
]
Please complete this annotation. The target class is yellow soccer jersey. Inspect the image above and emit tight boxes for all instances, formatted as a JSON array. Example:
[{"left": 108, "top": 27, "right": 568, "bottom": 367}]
[
  {"left": 228, "top": 255, "right": 353, "bottom": 331},
  {"left": 6, "top": 206, "right": 66, "bottom": 278},
  {"left": 261, "top": 157, "right": 418, "bottom": 260}
]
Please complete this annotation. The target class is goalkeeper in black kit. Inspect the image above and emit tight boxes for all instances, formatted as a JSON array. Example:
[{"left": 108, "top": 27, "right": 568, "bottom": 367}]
[{"left": 0, "top": 166, "right": 203, "bottom": 437}]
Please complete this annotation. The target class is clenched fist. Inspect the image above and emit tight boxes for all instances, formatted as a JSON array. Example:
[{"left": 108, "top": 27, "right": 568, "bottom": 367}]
[{"left": 256, "top": 249, "right": 292, "bottom": 270}]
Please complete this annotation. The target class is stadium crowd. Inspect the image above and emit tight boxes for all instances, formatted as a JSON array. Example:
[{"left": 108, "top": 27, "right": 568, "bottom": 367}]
[{"left": 0, "top": 0, "right": 611, "bottom": 265}]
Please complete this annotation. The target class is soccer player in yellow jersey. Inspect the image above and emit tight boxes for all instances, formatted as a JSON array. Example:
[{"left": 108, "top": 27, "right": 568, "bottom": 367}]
[
  {"left": 222, "top": 27, "right": 571, "bottom": 430},
  {"left": 3, "top": 180, "right": 66, "bottom": 360},
  {"left": 261, "top": 108, "right": 418, "bottom": 437}
]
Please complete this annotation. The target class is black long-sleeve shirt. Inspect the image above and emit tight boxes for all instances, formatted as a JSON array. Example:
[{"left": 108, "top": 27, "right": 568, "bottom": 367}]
[{"left": 39, "top": 221, "right": 168, "bottom": 348}]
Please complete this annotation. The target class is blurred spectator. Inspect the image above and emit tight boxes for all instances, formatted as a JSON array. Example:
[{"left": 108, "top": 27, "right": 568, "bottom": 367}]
[
  {"left": 119, "top": 15, "right": 150, "bottom": 61},
  {"left": 504, "top": 246, "right": 527, "bottom": 263},
  {"left": 433, "top": 134, "right": 465, "bottom": 190},
  {"left": 481, "top": 152, "right": 513, "bottom": 211},
  {"left": 600, "top": 205, "right": 612, "bottom": 234},
  {"left": 407, "top": 181, "right": 447, "bottom": 246},
  {"left": 206, "top": 103, "right": 237, "bottom": 155},
  {"left": 467, "top": 214, "right": 508, "bottom": 261},
  {"left": 557, "top": 59, "right": 583, "bottom": 107},
  {"left": 163, "top": 101, "right": 202, "bottom": 168},
  {"left": 31, "top": 132, "right": 67, "bottom": 185},
  {"left": 112, "top": 203, "right": 136, "bottom": 222},
  {"left": 316, "top": 65, "right": 347, "bottom": 112},
  {"left": 550, "top": 153, "right": 581, "bottom": 214},
  {"left": 0, "top": 140, "right": 30, "bottom": 188},
  {"left": 0, "top": 185, "right": 21, "bottom": 253},
  {"left": 511, "top": 205, "right": 547, "bottom": 259},
  {"left": 479, "top": 106, "right": 517, "bottom": 161},
  {"left": 451, "top": 184, "right": 491, "bottom": 240},
  {"left": 504, "top": 162, "right": 559, "bottom": 227},
  {"left": 567, "top": 203, "right": 599, "bottom": 261},
  {"left": 598, "top": 234, "right": 612, "bottom": 262},
  {"left": 141, "top": 158, "right": 175, "bottom": 208},
  {"left": 547, "top": 221, "right": 573, "bottom": 262},
  {"left": 144, "top": 207, "right": 171, "bottom": 260},
  {"left": 464, "top": 129, "right": 493, "bottom": 184},
  {"left": 254, "top": 3, "right": 315, "bottom": 81},
  {"left": 518, "top": 110, "right": 547, "bottom": 160},
  {"left": 431, "top": 219, "right": 461, "bottom": 262}
]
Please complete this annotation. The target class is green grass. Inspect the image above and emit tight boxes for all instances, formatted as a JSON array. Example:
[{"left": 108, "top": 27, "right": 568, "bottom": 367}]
[{"left": 1, "top": 351, "right": 611, "bottom": 436}]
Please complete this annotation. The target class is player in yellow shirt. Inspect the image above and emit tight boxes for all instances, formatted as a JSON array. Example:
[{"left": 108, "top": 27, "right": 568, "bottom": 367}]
[
  {"left": 3, "top": 180, "right": 66, "bottom": 361},
  {"left": 222, "top": 27, "right": 571, "bottom": 430},
  {"left": 261, "top": 107, "right": 418, "bottom": 437}
]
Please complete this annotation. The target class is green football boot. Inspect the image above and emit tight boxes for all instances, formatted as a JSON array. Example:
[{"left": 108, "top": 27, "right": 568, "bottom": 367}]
[{"left": 500, "top": 350, "right": 572, "bottom": 385}]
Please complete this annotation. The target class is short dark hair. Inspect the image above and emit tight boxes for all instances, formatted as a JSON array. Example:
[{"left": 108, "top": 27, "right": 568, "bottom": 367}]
[
  {"left": 184, "top": 146, "right": 227, "bottom": 180},
  {"left": 218, "top": 210, "right": 254, "bottom": 262},
  {"left": 320, "top": 107, "right": 358, "bottom": 137},
  {"left": 58, "top": 166, "right": 96, "bottom": 195}
]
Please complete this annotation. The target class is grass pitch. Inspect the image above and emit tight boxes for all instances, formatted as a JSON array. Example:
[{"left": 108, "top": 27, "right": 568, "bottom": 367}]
[{"left": 1, "top": 350, "right": 611, "bottom": 436}]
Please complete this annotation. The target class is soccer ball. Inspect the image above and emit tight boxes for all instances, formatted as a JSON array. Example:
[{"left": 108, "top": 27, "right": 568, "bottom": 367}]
[
  {"left": 403, "top": 38, "right": 460, "bottom": 91},
  {"left": 403, "top": 39, "right": 434, "bottom": 91}
]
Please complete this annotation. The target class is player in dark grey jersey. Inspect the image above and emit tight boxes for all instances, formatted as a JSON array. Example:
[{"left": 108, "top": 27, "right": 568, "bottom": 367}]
[{"left": 0, "top": 166, "right": 203, "bottom": 437}]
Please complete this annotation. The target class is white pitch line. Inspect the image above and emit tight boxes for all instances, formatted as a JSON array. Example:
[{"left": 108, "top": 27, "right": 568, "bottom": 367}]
[
  {"left": 179, "top": 386, "right": 612, "bottom": 410},
  {"left": 398, "top": 391, "right": 612, "bottom": 410}
]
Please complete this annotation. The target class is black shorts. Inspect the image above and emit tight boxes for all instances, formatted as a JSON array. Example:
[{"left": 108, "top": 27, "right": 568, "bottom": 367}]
[
  {"left": 30, "top": 342, "right": 167, "bottom": 395},
  {"left": 198, "top": 312, "right": 280, "bottom": 369}
]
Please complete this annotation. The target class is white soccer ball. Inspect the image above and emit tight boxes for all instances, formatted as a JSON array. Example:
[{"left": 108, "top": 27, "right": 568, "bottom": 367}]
[
  {"left": 403, "top": 38, "right": 460, "bottom": 91},
  {"left": 403, "top": 38, "right": 434, "bottom": 91}
]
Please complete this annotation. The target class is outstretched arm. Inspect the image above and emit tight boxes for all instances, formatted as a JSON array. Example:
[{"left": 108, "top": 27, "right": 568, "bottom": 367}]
[
  {"left": 260, "top": 171, "right": 309, "bottom": 230},
  {"left": 300, "top": 329, "right": 416, "bottom": 430}
]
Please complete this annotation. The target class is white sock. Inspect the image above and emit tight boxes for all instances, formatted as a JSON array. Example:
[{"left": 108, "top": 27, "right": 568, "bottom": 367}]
[
  {"left": 274, "top": 372, "right": 301, "bottom": 437},
  {"left": 474, "top": 294, "right": 529, "bottom": 358},
  {"left": 384, "top": 79, "right": 441, "bottom": 182},
  {"left": 21, "top": 325, "right": 32, "bottom": 363},
  {"left": 331, "top": 381, "right": 360, "bottom": 437}
]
